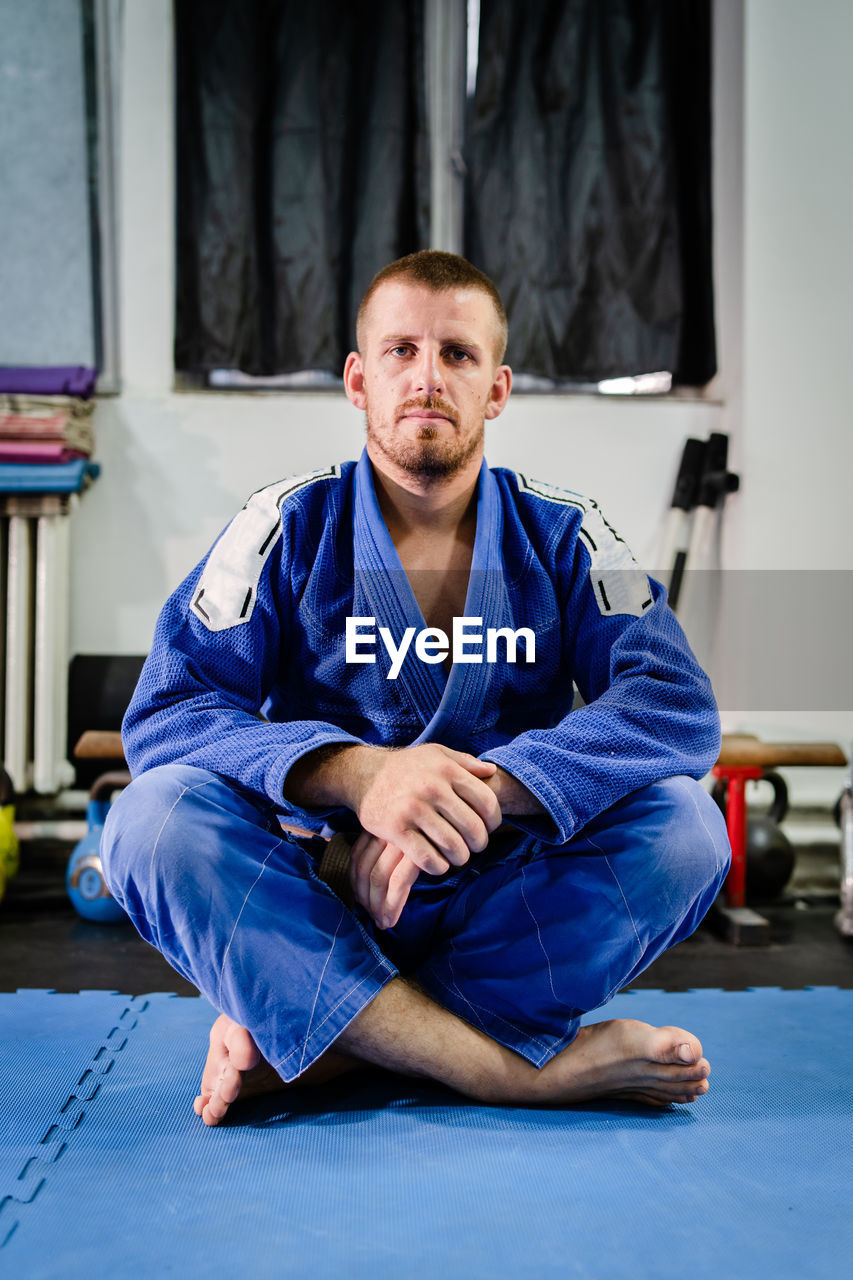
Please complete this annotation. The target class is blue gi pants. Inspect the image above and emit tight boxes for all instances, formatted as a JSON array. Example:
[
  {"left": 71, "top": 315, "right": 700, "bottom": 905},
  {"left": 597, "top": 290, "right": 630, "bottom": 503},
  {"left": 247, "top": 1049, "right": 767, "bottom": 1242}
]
[{"left": 101, "top": 767, "right": 730, "bottom": 1081}]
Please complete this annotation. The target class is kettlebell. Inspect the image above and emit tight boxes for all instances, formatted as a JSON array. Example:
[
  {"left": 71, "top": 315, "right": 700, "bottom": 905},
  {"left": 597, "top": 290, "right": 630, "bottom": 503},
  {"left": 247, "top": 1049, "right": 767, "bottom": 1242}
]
[
  {"left": 713, "top": 770, "right": 795, "bottom": 901},
  {"left": 0, "top": 766, "right": 20, "bottom": 903},
  {"left": 745, "top": 772, "right": 796, "bottom": 900},
  {"left": 67, "top": 771, "right": 128, "bottom": 923}
]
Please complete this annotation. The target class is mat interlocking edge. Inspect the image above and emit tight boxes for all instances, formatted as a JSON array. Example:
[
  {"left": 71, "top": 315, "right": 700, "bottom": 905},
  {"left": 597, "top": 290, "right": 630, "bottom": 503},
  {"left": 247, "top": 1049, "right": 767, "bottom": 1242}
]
[{"left": 0, "top": 988, "right": 850, "bottom": 1279}]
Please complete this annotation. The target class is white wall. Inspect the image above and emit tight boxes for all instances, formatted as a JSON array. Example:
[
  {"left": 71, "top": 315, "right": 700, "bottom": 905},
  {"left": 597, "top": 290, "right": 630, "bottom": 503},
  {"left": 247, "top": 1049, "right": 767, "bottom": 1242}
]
[
  {"left": 740, "top": 0, "right": 853, "bottom": 574},
  {"left": 731, "top": 0, "right": 853, "bottom": 786},
  {"left": 68, "top": 0, "right": 853, "bottom": 790}
]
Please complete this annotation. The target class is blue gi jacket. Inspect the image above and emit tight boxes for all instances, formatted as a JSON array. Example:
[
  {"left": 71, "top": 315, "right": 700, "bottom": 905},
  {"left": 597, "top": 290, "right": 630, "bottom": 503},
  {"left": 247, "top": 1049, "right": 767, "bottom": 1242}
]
[{"left": 123, "top": 449, "right": 720, "bottom": 844}]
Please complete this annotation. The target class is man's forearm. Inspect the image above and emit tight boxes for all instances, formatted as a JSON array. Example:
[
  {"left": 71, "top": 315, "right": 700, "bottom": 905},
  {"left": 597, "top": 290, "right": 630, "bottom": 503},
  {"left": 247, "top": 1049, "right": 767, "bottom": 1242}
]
[
  {"left": 486, "top": 766, "right": 546, "bottom": 817},
  {"left": 285, "top": 746, "right": 544, "bottom": 823}
]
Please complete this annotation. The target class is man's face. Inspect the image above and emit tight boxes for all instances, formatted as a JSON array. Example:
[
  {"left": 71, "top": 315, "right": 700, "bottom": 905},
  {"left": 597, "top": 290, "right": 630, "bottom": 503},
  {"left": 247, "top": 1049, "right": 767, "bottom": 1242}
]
[{"left": 344, "top": 280, "right": 511, "bottom": 483}]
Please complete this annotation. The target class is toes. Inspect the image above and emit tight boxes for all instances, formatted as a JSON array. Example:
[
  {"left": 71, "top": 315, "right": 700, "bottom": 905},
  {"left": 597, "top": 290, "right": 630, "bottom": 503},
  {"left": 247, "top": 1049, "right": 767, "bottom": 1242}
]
[
  {"left": 217, "top": 1063, "right": 244, "bottom": 1106},
  {"left": 198, "top": 1060, "right": 220, "bottom": 1100},
  {"left": 223, "top": 1023, "right": 262, "bottom": 1074},
  {"left": 201, "top": 1068, "right": 241, "bottom": 1126},
  {"left": 209, "top": 1013, "right": 230, "bottom": 1044},
  {"left": 199, "top": 1019, "right": 231, "bottom": 1098},
  {"left": 196, "top": 1016, "right": 256, "bottom": 1126},
  {"left": 196, "top": 1056, "right": 247, "bottom": 1126},
  {"left": 665, "top": 1074, "right": 710, "bottom": 1098},
  {"left": 612, "top": 1074, "right": 709, "bottom": 1107},
  {"left": 637, "top": 1057, "right": 709, "bottom": 1090},
  {"left": 624, "top": 1074, "right": 710, "bottom": 1107},
  {"left": 664, "top": 1076, "right": 710, "bottom": 1104},
  {"left": 659, "top": 1026, "right": 704, "bottom": 1065},
  {"left": 673, "top": 1088, "right": 706, "bottom": 1104},
  {"left": 201, "top": 1096, "right": 226, "bottom": 1126},
  {"left": 669, "top": 1057, "right": 710, "bottom": 1083}
]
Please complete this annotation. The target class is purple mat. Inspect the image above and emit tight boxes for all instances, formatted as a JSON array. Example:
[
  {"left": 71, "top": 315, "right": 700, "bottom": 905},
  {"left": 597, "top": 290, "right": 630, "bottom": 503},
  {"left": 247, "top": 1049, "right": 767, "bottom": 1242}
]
[{"left": 0, "top": 368, "right": 98, "bottom": 398}]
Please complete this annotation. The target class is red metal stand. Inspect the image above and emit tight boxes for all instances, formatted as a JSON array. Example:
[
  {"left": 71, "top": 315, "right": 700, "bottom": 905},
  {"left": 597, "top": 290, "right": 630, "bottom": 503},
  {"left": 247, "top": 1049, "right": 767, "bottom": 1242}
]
[{"left": 712, "top": 764, "right": 763, "bottom": 908}]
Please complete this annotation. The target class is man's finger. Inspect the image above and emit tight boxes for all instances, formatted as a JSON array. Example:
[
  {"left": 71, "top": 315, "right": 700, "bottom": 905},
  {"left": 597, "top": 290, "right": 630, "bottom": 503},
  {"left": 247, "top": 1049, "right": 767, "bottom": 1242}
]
[
  {"left": 408, "top": 802, "right": 474, "bottom": 867},
  {"left": 430, "top": 786, "right": 496, "bottom": 854},
  {"left": 349, "top": 831, "right": 388, "bottom": 908},
  {"left": 379, "top": 855, "right": 420, "bottom": 929},
  {"left": 390, "top": 827, "right": 452, "bottom": 875},
  {"left": 450, "top": 768, "right": 504, "bottom": 835},
  {"left": 440, "top": 748, "right": 498, "bottom": 778},
  {"left": 367, "top": 843, "right": 407, "bottom": 923}
]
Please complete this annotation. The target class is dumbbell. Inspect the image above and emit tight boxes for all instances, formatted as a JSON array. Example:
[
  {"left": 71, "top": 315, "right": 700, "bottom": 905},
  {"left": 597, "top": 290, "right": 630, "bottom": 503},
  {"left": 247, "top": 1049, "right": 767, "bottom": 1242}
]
[
  {"left": 0, "top": 767, "right": 20, "bottom": 903},
  {"left": 66, "top": 771, "right": 129, "bottom": 923}
]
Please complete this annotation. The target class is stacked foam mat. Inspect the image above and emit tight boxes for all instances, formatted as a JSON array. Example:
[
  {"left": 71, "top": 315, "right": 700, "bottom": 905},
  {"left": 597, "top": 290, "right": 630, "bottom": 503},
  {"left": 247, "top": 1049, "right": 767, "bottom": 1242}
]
[
  {"left": 0, "top": 988, "right": 850, "bottom": 1278},
  {"left": 0, "top": 365, "right": 99, "bottom": 494}
]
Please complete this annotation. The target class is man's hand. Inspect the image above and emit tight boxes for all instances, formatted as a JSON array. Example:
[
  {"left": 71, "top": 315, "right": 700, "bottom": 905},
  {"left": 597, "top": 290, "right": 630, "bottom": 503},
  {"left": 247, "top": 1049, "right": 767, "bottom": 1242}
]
[
  {"left": 347, "top": 743, "right": 503, "bottom": 876},
  {"left": 287, "top": 745, "right": 544, "bottom": 928},
  {"left": 348, "top": 832, "right": 421, "bottom": 929},
  {"left": 347, "top": 761, "right": 545, "bottom": 928}
]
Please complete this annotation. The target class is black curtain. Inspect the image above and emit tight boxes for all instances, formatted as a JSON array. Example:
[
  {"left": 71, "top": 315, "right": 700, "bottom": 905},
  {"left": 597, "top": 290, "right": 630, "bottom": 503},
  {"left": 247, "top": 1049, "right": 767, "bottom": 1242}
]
[
  {"left": 175, "top": 0, "right": 428, "bottom": 377},
  {"left": 466, "top": 0, "right": 716, "bottom": 385}
]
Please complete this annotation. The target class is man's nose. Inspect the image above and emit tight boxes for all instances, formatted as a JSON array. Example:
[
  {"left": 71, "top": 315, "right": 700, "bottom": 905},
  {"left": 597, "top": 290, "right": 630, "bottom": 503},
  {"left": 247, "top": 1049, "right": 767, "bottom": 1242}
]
[{"left": 413, "top": 348, "right": 443, "bottom": 396}]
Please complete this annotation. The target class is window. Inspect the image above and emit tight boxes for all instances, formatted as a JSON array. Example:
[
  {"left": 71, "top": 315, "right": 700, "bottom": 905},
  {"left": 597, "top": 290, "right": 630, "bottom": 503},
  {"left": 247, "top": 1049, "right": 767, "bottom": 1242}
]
[{"left": 175, "top": 0, "right": 715, "bottom": 394}]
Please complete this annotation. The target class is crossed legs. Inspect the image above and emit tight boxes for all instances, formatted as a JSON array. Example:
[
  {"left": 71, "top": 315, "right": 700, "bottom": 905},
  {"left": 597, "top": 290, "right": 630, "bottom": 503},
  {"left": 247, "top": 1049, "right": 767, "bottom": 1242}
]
[
  {"left": 101, "top": 767, "right": 730, "bottom": 1125},
  {"left": 195, "top": 980, "right": 713, "bottom": 1124}
]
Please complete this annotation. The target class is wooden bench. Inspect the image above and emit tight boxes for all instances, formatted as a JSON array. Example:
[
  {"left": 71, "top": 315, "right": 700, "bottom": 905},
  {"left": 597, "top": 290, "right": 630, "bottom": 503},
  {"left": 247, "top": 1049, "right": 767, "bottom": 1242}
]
[
  {"left": 75, "top": 730, "right": 849, "bottom": 943},
  {"left": 713, "top": 734, "right": 847, "bottom": 943},
  {"left": 74, "top": 731, "right": 127, "bottom": 762}
]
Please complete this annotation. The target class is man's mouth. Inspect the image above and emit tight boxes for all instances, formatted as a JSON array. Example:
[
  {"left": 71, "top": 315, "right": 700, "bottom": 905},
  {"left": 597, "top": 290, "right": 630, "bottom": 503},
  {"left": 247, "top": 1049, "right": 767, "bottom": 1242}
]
[{"left": 397, "top": 399, "right": 458, "bottom": 426}]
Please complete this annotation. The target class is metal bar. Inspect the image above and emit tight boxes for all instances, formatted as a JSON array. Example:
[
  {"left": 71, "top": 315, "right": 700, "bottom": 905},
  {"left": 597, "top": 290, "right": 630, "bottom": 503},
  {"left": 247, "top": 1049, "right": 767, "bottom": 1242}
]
[
  {"left": 725, "top": 772, "right": 748, "bottom": 908},
  {"left": 713, "top": 764, "right": 763, "bottom": 909},
  {"left": 92, "top": 0, "right": 122, "bottom": 392},
  {"left": 3, "top": 516, "right": 34, "bottom": 791},
  {"left": 426, "top": 0, "right": 467, "bottom": 252},
  {"left": 33, "top": 513, "right": 73, "bottom": 793},
  {"left": 0, "top": 516, "right": 7, "bottom": 749}
]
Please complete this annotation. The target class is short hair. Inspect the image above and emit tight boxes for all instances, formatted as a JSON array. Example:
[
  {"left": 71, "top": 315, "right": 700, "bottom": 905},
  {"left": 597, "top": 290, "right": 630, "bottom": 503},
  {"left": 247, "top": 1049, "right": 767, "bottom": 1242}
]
[{"left": 356, "top": 250, "right": 508, "bottom": 363}]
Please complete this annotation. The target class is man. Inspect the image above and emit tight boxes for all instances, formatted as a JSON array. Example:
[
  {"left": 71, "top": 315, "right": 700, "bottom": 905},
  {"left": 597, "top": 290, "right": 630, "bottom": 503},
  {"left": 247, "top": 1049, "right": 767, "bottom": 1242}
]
[{"left": 102, "top": 251, "right": 730, "bottom": 1126}]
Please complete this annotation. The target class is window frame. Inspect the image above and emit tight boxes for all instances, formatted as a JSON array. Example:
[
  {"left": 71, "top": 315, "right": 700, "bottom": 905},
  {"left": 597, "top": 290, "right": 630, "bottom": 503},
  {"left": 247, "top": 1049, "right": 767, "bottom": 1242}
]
[{"left": 89, "top": 0, "right": 122, "bottom": 394}]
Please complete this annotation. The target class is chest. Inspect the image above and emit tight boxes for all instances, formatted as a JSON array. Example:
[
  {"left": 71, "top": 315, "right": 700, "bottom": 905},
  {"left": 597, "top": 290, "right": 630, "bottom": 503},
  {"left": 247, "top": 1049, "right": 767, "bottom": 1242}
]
[
  {"left": 396, "top": 535, "right": 474, "bottom": 670},
  {"left": 403, "top": 568, "right": 470, "bottom": 639}
]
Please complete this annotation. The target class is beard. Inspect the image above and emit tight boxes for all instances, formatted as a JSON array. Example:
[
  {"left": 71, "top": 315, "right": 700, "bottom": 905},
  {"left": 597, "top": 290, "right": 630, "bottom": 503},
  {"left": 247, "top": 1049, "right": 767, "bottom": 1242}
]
[{"left": 366, "top": 395, "right": 484, "bottom": 480}]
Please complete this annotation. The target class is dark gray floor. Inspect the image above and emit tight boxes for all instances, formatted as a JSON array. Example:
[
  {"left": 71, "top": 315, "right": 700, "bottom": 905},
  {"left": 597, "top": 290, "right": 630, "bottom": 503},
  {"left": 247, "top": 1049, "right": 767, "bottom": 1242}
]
[{"left": 2, "top": 837, "right": 852, "bottom": 996}]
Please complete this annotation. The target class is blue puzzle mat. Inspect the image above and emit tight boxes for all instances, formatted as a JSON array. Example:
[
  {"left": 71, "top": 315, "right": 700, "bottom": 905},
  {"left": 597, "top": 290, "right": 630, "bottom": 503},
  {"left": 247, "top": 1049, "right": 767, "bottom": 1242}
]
[{"left": 1, "top": 988, "right": 851, "bottom": 1278}]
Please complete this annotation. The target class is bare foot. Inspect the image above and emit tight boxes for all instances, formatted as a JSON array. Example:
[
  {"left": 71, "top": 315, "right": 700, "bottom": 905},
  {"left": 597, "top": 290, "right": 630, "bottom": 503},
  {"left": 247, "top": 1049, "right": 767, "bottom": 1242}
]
[
  {"left": 529, "top": 1019, "right": 711, "bottom": 1109},
  {"left": 193, "top": 1015, "right": 283, "bottom": 1126},
  {"left": 194, "top": 1012, "right": 710, "bottom": 1124},
  {"left": 193, "top": 1014, "right": 361, "bottom": 1126}
]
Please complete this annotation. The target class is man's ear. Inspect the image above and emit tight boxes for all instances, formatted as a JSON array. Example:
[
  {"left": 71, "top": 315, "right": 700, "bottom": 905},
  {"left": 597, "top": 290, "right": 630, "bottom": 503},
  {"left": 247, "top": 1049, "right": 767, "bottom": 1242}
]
[
  {"left": 344, "top": 351, "right": 367, "bottom": 410},
  {"left": 485, "top": 364, "right": 512, "bottom": 420}
]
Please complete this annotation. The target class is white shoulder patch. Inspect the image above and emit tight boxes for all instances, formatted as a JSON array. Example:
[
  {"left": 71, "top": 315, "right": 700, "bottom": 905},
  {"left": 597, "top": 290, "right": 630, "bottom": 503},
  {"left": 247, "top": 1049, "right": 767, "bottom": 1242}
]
[
  {"left": 190, "top": 465, "right": 340, "bottom": 632},
  {"left": 516, "top": 473, "right": 653, "bottom": 618}
]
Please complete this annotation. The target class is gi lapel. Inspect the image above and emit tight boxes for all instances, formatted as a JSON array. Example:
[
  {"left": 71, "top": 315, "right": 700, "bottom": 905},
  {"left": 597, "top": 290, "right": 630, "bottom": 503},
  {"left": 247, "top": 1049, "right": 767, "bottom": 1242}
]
[{"left": 353, "top": 449, "right": 445, "bottom": 727}]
